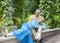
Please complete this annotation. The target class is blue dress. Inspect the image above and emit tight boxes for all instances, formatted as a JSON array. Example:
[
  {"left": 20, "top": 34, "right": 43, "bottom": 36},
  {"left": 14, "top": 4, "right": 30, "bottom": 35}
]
[{"left": 13, "top": 19, "right": 39, "bottom": 43}]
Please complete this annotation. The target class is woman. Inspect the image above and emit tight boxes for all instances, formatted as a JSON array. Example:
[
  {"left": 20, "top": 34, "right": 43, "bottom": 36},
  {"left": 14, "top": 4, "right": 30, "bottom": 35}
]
[{"left": 6, "top": 19, "right": 40, "bottom": 43}]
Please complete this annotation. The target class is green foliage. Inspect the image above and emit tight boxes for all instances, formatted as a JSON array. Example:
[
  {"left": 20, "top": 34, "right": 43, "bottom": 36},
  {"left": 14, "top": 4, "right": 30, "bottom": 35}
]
[
  {"left": 24, "top": 0, "right": 39, "bottom": 14},
  {"left": 0, "top": 0, "right": 14, "bottom": 32},
  {"left": 0, "top": 0, "right": 60, "bottom": 30},
  {"left": 0, "top": 0, "right": 14, "bottom": 26},
  {"left": 39, "top": 0, "right": 60, "bottom": 28},
  {"left": 11, "top": 0, "right": 39, "bottom": 28}
]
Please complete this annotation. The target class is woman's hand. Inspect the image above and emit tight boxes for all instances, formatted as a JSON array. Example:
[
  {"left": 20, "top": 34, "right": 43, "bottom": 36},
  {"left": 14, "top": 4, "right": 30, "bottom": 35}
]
[{"left": 39, "top": 17, "right": 44, "bottom": 23}]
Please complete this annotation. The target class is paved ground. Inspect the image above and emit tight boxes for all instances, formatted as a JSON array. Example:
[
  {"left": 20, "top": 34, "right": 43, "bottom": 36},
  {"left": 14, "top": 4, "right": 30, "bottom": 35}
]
[{"left": 44, "top": 34, "right": 60, "bottom": 43}]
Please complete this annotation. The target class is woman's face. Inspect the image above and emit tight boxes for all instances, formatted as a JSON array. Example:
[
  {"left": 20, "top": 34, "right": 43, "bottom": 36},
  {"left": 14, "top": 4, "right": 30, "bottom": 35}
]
[{"left": 35, "top": 10, "right": 40, "bottom": 16}]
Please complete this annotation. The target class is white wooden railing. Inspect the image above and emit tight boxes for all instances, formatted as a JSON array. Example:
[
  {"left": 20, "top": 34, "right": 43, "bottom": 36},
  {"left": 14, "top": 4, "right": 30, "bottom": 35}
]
[{"left": 0, "top": 28, "right": 60, "bottom": 43}]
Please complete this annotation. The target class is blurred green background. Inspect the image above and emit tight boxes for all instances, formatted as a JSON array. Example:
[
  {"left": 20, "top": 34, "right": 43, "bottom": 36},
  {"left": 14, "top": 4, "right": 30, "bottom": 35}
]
[{"left": 0, "top": 0, "right": 60, "bottom": 31}]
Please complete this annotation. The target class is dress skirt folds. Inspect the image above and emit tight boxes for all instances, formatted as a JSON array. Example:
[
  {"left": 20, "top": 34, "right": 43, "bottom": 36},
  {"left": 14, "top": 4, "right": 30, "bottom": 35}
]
[{"left": 13, "top": 23, "right": 34, "bottom": 43}]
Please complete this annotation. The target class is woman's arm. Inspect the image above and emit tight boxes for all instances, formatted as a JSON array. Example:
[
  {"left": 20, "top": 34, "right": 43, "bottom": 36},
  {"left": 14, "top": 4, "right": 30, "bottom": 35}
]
[
  {"left": 40, "top": 23, "right": 47, "bottom": 30},
  {"left": 30, "top": 19, "right": 40, "bottom": 28}
]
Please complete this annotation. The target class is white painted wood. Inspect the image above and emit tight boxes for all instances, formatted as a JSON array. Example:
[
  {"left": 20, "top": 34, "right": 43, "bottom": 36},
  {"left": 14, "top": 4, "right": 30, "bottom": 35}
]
[{"left": 0, "top": 28, "right": 60, "bottom": 43}]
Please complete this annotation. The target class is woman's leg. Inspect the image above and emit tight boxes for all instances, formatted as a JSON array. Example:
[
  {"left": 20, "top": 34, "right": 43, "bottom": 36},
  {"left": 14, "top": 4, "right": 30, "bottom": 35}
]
[
  {"left": 35, "top": 27, "right": 43, "bottom": 43},
  {"left": 31, "top": 29, "right": 36, "bottom": 39},
  {"left": 35, "top": 27, "right": 42, "bottom": 40}
]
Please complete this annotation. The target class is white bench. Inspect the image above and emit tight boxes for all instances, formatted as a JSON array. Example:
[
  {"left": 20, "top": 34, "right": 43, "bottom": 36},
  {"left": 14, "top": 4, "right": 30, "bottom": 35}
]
[{"left": 0, "top": 28, "right": 60, "bottom": 43}]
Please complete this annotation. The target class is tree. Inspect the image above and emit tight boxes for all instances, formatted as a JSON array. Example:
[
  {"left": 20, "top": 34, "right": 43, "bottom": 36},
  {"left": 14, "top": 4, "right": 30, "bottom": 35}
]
[
  {"left": 0, "top": 0, "right": 14, "bottom": 26},
  {"left": 11, "top": 0, "right": 40, "bottom": 28},
  {"left": 39, "top": 0, "right": 60, "bottom": 28}
]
